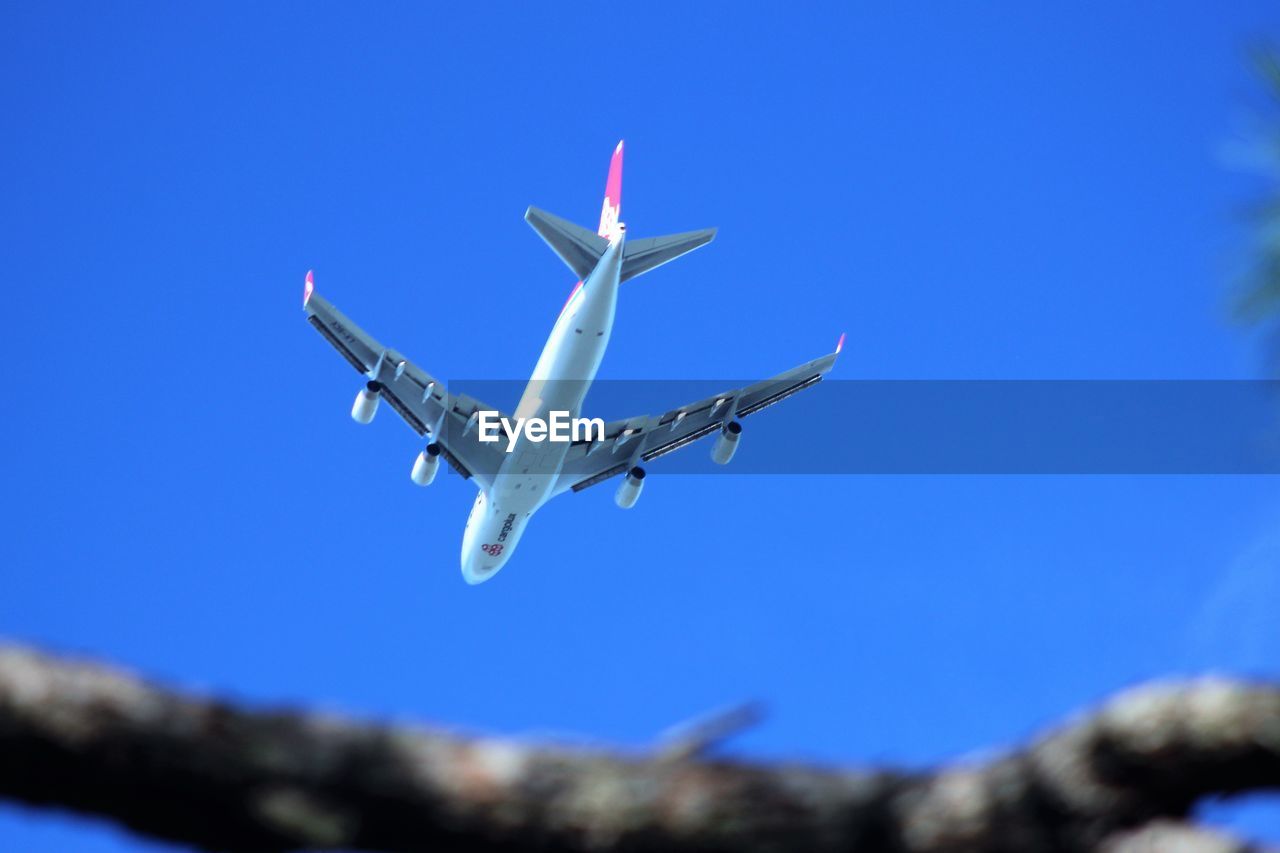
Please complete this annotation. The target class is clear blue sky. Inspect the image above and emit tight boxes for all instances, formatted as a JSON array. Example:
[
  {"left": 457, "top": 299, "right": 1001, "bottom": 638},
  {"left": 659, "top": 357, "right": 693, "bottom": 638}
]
[{"left": 3, "top": 3, "right": 1279, "bottom": 848}]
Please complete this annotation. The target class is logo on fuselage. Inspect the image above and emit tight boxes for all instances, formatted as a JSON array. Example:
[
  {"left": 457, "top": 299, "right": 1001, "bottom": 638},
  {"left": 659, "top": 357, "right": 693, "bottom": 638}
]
[
  {"left": 598, "top": 197, "right": 621, "bottom": 241},
  {"left": 480, "top": 513, "right": 519, "bottom": 557}
]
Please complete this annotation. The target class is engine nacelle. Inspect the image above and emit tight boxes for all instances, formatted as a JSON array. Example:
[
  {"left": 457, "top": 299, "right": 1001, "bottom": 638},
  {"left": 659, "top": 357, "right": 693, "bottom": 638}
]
[
  {"left": 711, "top": 420, "right": 742, "bottom": 465},
  {"left": 351, "top": 381, "right": 381, "bottom": 424},
  {"left": 614, "top": 466, "right": 646, "bottom": 509},
  {"left": 411, "top": 443, "right": 442, "bottom": 486}
]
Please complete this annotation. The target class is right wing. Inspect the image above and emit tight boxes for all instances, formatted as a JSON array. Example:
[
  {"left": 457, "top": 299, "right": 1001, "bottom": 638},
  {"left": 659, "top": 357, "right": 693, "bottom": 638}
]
[
  {"left": 302, "top": 273, "right": 508, "bottom": 489},
  {"left": 553, "top": 336, "right": 845, "bottom": 495}
]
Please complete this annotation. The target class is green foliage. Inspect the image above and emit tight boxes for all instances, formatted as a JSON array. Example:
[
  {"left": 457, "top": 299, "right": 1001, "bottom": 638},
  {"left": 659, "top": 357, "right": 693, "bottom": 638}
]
[{"left": 1234, "top": 46, "right": 1280, "bottom": 332}]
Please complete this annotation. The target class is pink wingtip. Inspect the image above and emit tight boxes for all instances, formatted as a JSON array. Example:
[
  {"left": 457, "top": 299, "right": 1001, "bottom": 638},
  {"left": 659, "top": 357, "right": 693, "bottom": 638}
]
[
  {"left": 303, "top": 270, "right": 315, "bottom": 307},
  {"left": 836, "top": 332, "right": 846, "bottom": 354}
]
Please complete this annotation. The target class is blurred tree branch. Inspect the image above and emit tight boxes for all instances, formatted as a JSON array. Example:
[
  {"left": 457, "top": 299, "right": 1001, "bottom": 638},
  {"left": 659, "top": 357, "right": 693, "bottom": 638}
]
[
  {"left": 0, "top": 644, "right": 1277, "bottom": 852},
  {"left": 1232, "top": 45, "right": 1280, "bottom": 336}
]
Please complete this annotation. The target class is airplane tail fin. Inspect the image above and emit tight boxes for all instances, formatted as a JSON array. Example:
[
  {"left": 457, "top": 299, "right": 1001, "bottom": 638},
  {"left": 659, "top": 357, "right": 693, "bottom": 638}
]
[
  {"left": 598, "top": 140, "right": 623, "bottom": 239},
  {"left": 525, "top": 140, "right": 717, "bottom": 282}
]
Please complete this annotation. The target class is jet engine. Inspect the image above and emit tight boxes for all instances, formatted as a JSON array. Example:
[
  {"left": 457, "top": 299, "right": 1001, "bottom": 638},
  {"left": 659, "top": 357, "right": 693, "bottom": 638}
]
[
  {"left": 351, "top": 381, "right": 381, "bottom": 424},
  {"left": 614, "top": 466, "right": 645, "bottom": 509},
  {"left": 711, "top": 420, "right": 742, "bottom": 465},
  {"left": 411, "top": 443, "right": 442, "bottom": 486}
]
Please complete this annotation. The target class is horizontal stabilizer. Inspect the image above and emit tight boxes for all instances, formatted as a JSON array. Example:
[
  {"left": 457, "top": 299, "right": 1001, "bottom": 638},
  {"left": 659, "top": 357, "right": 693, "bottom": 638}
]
[
  {"left": 525, "top": 206, "right": 608, "bottom": 279},
  {"left": 620, "top": 228, "right": 717, "bottom": 283}
]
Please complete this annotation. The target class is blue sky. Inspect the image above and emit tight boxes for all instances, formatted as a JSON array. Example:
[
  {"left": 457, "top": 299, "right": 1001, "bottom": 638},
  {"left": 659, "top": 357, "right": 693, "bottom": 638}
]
[{"left": 3, "top": 2, "right": 1279, "bottom": 848}]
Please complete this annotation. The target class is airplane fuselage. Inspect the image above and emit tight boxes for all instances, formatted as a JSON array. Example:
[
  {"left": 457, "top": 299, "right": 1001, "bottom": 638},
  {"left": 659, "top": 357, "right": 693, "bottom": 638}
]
[{"left": 460, "top": 233, "right": 624, "bottom": 582}]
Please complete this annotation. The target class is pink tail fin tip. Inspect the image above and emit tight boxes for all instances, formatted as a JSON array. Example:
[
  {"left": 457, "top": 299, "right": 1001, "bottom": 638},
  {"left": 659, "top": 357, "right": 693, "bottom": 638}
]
[
  {"left": 836, "top": 332, "right": 846, "bottom": 354},
  {"left": 304, "top": 270, "right": 315, "bottom": 307},
  {"left": 598, "top": 140, "right": 624, "bottom": 238}
]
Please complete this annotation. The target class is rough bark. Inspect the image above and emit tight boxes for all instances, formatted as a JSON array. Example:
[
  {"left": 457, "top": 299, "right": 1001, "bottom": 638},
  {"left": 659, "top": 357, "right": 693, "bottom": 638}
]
[{"left": 0, "top": 644, "right": 1276, "bottom": 852}]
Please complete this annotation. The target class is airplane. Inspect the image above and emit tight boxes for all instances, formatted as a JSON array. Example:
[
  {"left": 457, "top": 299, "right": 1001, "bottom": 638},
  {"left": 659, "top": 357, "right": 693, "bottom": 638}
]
[{"left": 303, "top": 141, "right": 843, "bottom": 584}]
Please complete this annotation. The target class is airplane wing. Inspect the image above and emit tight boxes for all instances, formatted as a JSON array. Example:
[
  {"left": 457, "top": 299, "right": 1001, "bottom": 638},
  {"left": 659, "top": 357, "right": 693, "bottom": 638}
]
[
  {"left": 553, "top": 336, "right": 845, "bottom": 495},
  {"left": 302, "top": 273, "right": 508, "bottom": 489}
]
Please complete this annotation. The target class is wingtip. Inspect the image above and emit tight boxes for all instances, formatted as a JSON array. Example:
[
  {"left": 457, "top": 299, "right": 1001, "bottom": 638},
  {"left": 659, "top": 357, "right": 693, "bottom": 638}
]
[
  {"left": 304, "top": 270, "right": 315, "bottom": 307},
  {"left": 835, "top": 332, "right": 846, "bottom": 354},
  {"left": 615, "top": 139, "right": 624, "bottom": 152}
]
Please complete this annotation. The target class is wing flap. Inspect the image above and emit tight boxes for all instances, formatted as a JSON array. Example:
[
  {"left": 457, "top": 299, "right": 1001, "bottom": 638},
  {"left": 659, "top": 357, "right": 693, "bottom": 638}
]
[
  {"left": 377, "top": 381, "right": 430, "bottom": 436},
  {"left": 556, "top": 344, "right": 842, "bottom": 495},
  {"left": 569, "top": 462, "right": 628, "bottom": 493},
  {"left": 737, "top": 372, "right": 824, "bottom": 417},
  {"left": 306, "top": 314, "right": 368, "bottom": 374}
]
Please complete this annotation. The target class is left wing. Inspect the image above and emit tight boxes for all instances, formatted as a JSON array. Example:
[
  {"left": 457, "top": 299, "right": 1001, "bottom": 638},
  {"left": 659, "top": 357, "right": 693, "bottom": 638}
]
[
  {"left": 302, "top": 272, "right": 508, "bottom": 489},
  {"left": 553, "top": 335, "right": 845, "bottom": 495}
]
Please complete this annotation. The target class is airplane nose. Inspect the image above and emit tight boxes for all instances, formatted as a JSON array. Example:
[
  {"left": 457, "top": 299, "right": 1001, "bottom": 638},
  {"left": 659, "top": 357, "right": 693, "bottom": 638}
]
[
  {"left": 459, "top": 495, "right": 526, "bottom": 584},
  {"left": 461, "top": 561, "right": 492, "bottom": 585},
  {"left": 462, "top": 567, "right": 490, "bottom": 585},
  {"left": 460, "top": 543, "right": 504, "bottom": 584}
]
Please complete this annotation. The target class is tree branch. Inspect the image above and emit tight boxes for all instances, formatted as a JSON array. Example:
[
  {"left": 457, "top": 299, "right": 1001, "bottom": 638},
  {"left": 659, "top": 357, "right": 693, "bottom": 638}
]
[
  {"left": 0, "top": 643, "right": 1276, "bottom": 852},
  {"left": 1099, "top": 820, "right": 1254, "bottom": 853}
]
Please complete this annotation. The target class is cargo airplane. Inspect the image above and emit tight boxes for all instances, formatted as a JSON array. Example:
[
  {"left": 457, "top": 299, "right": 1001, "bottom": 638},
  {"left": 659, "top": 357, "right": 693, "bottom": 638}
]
[{"left": 304, "top": 142, "right": 842, "bottom": 583}]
